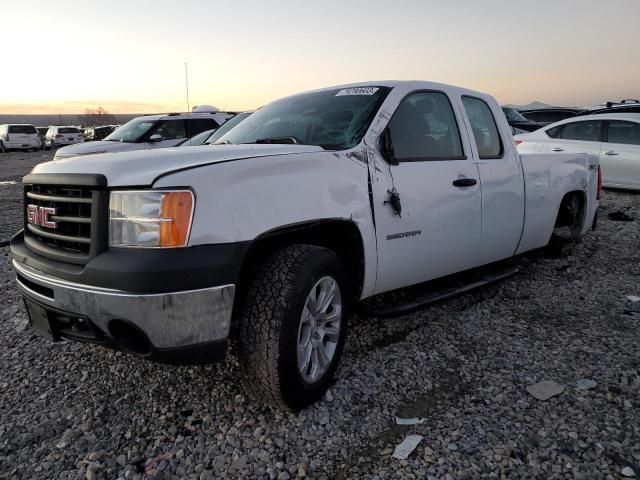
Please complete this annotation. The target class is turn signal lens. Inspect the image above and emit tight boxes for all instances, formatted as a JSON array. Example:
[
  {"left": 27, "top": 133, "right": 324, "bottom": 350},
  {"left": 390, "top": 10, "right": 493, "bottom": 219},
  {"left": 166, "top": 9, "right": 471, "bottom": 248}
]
[{"left": 159, "top": 192, "right": 193, "bottom": 247}]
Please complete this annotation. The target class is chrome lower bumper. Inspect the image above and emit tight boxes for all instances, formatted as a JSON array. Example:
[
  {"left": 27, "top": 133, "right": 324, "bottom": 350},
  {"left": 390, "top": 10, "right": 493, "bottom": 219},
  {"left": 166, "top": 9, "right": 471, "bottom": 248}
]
[{"left": 13, "top": 260, "right": 235, "bottom": 349}]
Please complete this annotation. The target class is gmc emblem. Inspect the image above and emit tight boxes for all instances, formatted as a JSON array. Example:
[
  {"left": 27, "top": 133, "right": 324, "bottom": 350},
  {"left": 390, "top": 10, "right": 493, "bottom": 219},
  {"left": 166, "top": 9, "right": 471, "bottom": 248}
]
[{"left": 27, "top": 205, "right": 57, "bottom": 229}]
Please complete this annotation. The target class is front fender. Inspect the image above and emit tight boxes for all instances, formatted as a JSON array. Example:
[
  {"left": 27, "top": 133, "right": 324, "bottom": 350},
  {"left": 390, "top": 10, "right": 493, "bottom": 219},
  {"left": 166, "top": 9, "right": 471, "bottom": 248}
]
[{"left": 153, "top": 151, "right": 378, "bottom": 297}]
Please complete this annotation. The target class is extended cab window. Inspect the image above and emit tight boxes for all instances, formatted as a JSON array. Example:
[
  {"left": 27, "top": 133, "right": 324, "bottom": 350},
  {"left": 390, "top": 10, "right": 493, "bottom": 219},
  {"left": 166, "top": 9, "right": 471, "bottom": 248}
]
[
  {"left": 388, "top": 91, "right": 464, "bottom": 161},
  {"left": 559, "top": 121, "right": 602, "bottom": 141},
  {"left": 606, "top": 120, "right": 640, "bottom": 145},
  {"left": 462, "top": 96, "right": 503, "bottom": 159}
]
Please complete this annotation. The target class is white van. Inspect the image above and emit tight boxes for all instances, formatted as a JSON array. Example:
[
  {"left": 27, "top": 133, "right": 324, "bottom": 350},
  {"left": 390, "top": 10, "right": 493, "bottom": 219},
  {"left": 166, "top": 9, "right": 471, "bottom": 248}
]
[{"left": 0, "top": 124, "right": 41, "bottom": 152}]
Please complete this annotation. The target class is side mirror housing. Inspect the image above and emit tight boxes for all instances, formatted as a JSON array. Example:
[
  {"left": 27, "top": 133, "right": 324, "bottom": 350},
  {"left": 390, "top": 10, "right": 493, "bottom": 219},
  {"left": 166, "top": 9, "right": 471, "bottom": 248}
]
[
  {"left": 149, "top": 134, "right": 163, "bottom": 143},
  {"left": 379, "top": 128, "right": 398, "bottom": 165}
]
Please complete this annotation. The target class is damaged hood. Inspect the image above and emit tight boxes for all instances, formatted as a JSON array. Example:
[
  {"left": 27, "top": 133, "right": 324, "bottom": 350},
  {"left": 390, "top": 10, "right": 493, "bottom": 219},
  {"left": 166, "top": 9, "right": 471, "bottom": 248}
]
[{"left": 31, "top": 144, "right": 327, "bottom": 186}]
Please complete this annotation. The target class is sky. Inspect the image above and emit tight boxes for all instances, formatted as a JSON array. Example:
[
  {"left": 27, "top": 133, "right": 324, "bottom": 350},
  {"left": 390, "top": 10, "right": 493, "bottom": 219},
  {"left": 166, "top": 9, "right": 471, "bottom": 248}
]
[{"left": 1, "top": 0, "right": 638, "bottom": 114}]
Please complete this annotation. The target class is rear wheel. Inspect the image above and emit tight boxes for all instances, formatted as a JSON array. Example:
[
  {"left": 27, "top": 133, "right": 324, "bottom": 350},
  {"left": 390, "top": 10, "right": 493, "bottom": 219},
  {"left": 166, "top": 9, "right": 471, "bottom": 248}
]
[
  {"left": 237, "top": 244, "right": 348, "bottom": 410},
  {"left": 547, "top": 193, "right": 584, "bottom": 256}
]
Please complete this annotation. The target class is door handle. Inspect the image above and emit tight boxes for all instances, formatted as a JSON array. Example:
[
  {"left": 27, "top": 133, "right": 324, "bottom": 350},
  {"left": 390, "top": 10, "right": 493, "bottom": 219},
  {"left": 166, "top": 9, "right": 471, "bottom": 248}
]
[
  {"left": 452, "top": 178, "right": 477, "bottom": 187},
  {"left": 551, "top": 147, "right": 564, "bottom": 152},
  {"left": 603, "top": 150, "right": 619, "bottom": 156}
]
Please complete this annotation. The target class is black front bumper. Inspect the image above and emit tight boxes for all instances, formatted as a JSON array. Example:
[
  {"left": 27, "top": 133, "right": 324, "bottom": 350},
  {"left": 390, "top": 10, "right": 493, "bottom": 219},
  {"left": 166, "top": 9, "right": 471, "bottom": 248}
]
[{"left": 11, "top": 230, "right": 250, "bottom": 293}]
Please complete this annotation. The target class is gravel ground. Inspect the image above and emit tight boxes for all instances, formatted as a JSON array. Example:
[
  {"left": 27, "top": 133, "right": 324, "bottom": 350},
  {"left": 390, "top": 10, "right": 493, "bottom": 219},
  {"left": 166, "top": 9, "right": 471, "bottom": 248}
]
[
  {"left": 1, "top": 151, "right": 639, "bottom": 479},
  {"left": 0, "top": 150, "right": 52, "bottom": 244}
]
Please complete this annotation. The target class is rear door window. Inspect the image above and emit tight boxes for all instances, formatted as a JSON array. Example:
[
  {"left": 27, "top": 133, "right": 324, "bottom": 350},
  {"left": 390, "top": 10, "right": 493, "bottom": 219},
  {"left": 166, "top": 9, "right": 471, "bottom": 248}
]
[
  {"left": 606, "top": 121, "right": 640, "bottom": 145},
  {"left": 462, "top": 96, "right": 503, "bottom": 159},
  {"left": 186, "top": 118, "right": 218, "bottom": 137},
  {"left": 8, "top": 125, "right": 38, "bottom": 134},
  {"left": 559, "top": 121, "right": 602, "bottom": 141}
]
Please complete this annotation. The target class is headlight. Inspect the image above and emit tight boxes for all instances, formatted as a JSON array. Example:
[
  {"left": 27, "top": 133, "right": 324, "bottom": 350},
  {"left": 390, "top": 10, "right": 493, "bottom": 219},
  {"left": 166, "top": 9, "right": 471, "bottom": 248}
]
[{"left": 109, "top": 190, "right": 194, "bottom": 248}]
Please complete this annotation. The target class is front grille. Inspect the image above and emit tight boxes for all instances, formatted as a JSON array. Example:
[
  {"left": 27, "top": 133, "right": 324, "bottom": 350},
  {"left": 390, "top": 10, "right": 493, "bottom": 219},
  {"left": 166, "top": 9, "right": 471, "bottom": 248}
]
[{"left": 24, "top": 184, "right": 106, "bottom": 264}]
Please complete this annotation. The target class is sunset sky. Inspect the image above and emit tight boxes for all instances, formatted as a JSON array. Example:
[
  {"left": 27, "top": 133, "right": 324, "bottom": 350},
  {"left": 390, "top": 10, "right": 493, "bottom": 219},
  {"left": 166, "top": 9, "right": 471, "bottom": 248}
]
[{"left": 1, "top": 0, "right": 638, "bottom": 114}]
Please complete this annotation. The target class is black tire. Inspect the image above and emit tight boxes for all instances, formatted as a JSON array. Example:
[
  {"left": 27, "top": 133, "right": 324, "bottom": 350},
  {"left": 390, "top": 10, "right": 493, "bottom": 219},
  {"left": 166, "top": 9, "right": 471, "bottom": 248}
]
[
  {"left": 0, "top": 142, "right": 5, "bottom": 153},
  {"left": 546, "top": 193, "right": 583, "bottom": 257},
  {"left": 236, "top": 244, "right": 349, "bottom": 410}
]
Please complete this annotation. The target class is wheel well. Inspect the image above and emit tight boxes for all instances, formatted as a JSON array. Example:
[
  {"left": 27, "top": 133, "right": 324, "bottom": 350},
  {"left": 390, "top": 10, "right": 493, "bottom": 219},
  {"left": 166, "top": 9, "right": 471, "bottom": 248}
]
[
  {"left": 235, "top": 219, "right": 366, "bottom": 304},
  {"left": 554, "top": 190, "right": 587, "bottom": 232}
]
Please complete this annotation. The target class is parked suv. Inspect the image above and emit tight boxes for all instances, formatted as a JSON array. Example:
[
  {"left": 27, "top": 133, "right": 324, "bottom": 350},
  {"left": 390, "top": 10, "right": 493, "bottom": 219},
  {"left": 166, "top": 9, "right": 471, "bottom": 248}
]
[
  {"left": 0, "top": 124, "right": 41, "bottom": 152},
  {"left": 83, "top": 126, "right": 115, "bottom": 142},
  {"left": 53, "top": 112, "right": 235, "bottom": 159},
  {"left": 45, "top": 126, "right": 85, "bottom": 149}
]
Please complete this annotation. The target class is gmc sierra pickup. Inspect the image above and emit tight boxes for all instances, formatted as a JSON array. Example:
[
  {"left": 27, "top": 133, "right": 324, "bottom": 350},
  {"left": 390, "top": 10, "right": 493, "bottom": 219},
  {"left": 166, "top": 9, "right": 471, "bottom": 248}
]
[{"left": 10, "top": 81, "right": 600, "bottom": 409}]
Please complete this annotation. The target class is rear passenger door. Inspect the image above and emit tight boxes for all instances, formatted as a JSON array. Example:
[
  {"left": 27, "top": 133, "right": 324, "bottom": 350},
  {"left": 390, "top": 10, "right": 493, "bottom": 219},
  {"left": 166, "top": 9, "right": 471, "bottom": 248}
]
[
  {"left": 601, "top": 120, "right": 640, "bottom": 187},
  {"left": 459, "top": 95, "right": 525, "bottom": 264},
  {"left": 372, "top": 90, "right": 483, "bottom": 294},
  {"left": 545, "top": 120, "right": 603, "bottom": 158}
]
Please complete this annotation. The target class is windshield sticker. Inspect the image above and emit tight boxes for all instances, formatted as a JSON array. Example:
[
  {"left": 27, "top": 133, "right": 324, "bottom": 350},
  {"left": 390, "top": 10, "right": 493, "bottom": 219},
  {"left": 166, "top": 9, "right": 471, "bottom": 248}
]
[{"left": 336, "top": 87, "right": 379, "bottom": 96}]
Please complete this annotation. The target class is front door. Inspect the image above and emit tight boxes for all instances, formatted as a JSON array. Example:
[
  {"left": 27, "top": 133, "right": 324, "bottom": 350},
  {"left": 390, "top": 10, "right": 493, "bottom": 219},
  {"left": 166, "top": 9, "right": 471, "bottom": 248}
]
[{"left": 371, "top": 90, "right": 482, "bottom": 295}]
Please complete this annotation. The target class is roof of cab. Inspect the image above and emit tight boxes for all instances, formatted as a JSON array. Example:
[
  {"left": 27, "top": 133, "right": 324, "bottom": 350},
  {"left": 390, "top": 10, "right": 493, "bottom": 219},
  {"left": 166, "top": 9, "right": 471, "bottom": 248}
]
[{"left": 289, "top": 80, "right": 495, "bottom": 101}]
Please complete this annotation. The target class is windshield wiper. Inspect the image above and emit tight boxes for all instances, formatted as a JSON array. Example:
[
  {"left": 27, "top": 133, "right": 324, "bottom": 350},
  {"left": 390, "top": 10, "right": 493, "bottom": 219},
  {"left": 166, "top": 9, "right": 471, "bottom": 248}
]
[{"left": 248, "top": 136, "right": 301, "bottom": 145}]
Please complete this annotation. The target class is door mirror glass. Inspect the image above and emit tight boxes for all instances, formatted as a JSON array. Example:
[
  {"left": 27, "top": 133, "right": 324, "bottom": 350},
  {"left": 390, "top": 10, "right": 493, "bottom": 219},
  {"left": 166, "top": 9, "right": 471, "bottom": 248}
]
[
  {"left": 149, "top": 134, "right": 163, "bottom": 143},
  {"left": 379, "top": 127, "right": 398, "bottom": 165}
]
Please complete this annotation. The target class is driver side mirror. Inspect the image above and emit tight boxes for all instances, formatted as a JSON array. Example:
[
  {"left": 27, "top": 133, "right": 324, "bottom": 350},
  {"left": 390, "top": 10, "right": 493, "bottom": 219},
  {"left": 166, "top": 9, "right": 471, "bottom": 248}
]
[
  {"left": 379, "top": 127, "right": 398, "bottom": 165},
  {"left": 149, "top": 134, "right": 163, "bottom": 143}
]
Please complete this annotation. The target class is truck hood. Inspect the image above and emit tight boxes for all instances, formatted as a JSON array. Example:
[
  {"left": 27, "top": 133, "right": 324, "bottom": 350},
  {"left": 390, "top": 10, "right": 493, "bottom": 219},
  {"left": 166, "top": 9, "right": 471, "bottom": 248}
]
[
  {"left": 32, "top": 144, "right": 327, "bottom": 186},
  {"left": 53, "top": 140, "right": 144, "bottom": 158}
]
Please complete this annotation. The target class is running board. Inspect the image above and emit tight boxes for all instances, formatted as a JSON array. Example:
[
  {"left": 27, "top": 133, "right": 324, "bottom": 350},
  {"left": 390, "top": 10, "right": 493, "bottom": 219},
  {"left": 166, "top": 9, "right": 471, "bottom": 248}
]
[{"left": 360, "top": 265, "right": 519, "bottom": 318}]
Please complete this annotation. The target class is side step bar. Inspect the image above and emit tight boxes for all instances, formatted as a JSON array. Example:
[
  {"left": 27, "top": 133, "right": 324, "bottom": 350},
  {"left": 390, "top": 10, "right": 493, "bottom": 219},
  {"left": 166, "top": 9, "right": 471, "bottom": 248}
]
[{"left": 360, "top": 265, "right": 519, "bottom": 318}]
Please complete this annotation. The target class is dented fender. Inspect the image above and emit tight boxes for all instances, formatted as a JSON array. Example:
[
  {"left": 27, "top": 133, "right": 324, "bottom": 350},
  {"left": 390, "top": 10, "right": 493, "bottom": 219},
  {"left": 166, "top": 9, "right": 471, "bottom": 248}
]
[{"left": 153, "top": 150, "right": 379, "bottom": 298}]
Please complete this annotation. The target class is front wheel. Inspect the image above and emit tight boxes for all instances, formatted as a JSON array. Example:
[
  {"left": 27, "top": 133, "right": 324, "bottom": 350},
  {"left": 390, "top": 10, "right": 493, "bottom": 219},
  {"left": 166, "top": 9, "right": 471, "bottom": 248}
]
[
  {"left": 0, "top": 142, "right": 5, "bottom": 153},
  {"left": 236, "top": 244, "right": 348, "bottom": 410}
]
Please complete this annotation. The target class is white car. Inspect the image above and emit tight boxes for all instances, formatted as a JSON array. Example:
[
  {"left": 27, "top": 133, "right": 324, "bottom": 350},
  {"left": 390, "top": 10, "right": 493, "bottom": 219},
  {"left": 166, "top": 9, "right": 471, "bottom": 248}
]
[
  {"left": 44, "top": 126, "right": 85, "bottom": 149},
  {"left": 12, "top": 81, "right": 599, "bottom": 409},
  {"left": 53, "top": 111, "right": 235, "bottom": 160},
  {"left": 515, "top": 113, "right": 640, "bottom": 190},
  {"left": 0, "top": 124, "right": 41, "bottom": 152}
]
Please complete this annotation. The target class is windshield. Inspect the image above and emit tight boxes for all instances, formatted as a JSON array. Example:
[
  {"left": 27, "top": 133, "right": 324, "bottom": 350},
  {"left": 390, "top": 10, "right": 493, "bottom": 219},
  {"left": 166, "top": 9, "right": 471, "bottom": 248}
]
[
  {"left": 205, "top": 112, "right": 252, "bottom": 144},
  {"left": 502, "top": 107, "right": 529, "bottom": 122},
  {"left": 216, "top": 86, "right": 391, "bottom": 150},
  {"left": 105, "top": 118, "right": 157, "bottom": 143},
  {"left": 58, "top": 127, "right": 79, "bottom": 134}
]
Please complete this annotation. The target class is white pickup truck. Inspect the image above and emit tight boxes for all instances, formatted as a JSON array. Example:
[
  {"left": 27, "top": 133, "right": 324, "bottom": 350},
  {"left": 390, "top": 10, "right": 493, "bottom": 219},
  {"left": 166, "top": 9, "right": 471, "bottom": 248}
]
[{"left": 11, "top": 81, "right": 600, "bottom": 409}]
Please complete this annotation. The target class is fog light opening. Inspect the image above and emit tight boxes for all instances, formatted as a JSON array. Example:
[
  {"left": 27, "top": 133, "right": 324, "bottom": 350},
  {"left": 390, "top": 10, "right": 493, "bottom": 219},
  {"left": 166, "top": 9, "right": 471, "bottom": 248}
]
[{"left": 108, "top": 319, "right": 152, "bottom": 356}]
